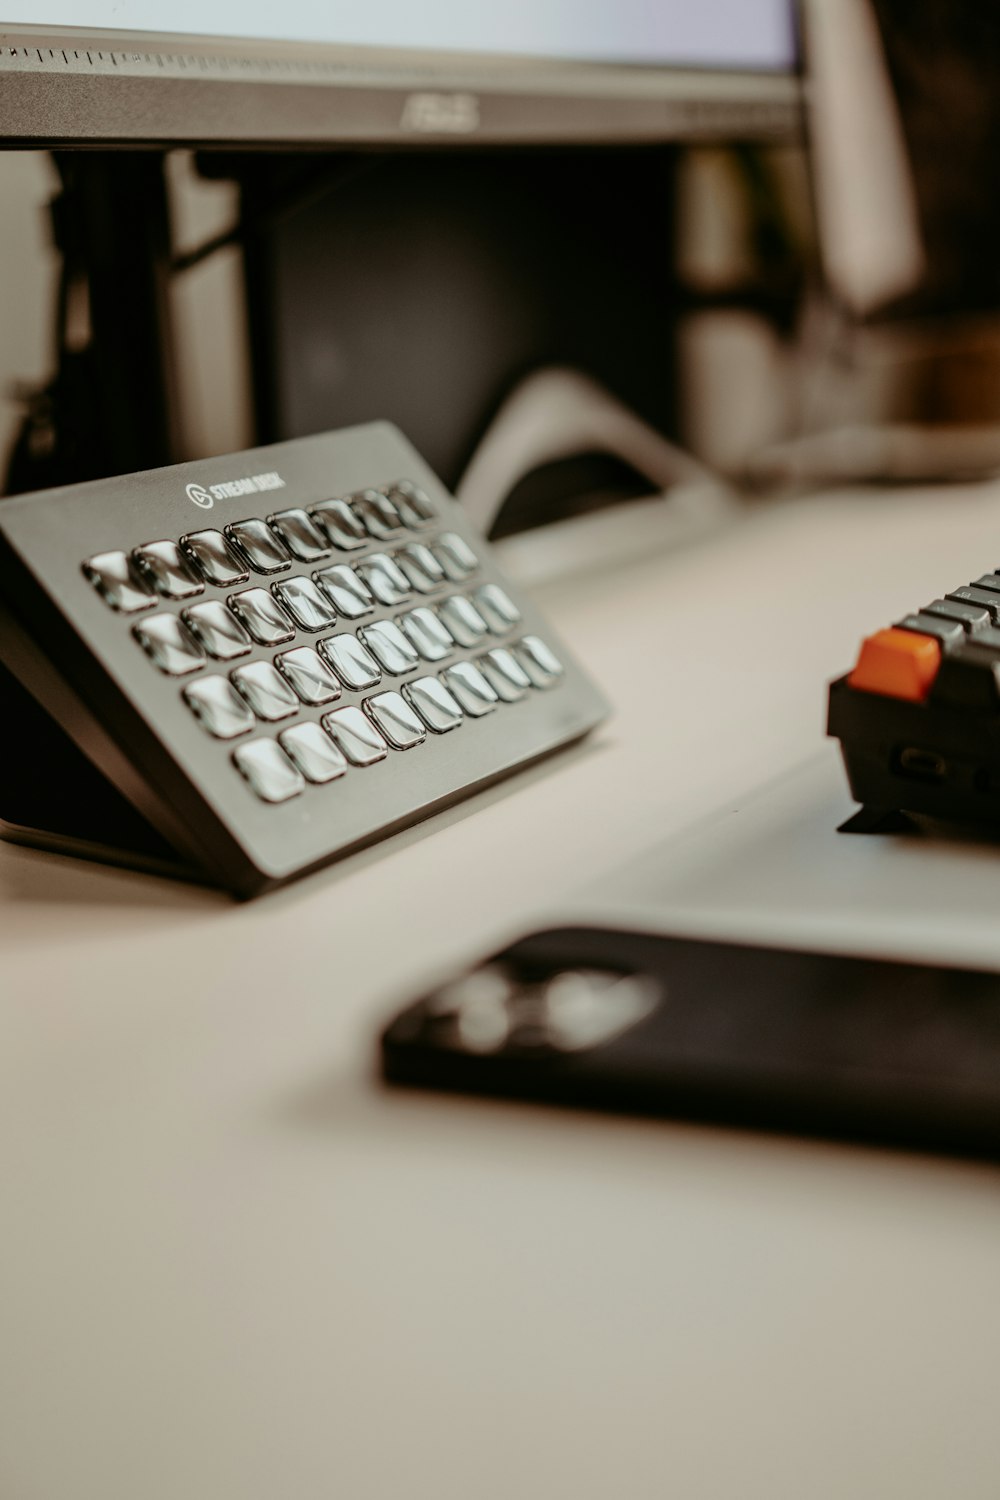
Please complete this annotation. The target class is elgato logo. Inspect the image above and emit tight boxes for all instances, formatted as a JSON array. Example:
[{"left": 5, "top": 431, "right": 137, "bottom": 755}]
[
  {"left": 400, "top": 92, "right": 480, "bottom": 134},
  {"left": 184, "top": 471, "right": 285, "bottom": 509}
]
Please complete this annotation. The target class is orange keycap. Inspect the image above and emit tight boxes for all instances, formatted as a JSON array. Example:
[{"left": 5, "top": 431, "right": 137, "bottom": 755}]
[{"left": 847, "top": 627, "right": 941, "bottom": 701}]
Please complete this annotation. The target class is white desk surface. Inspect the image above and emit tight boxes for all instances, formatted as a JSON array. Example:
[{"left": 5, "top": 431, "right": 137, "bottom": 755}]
[{"left": 2, "top": 484, "right": 1000, "bottom": 1500}]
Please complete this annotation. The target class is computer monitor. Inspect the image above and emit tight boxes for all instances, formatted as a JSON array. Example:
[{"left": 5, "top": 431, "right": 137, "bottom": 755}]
[
  {"left": 1, "top": 4, "right": 797, "bottom": 147},
  {"left": 1, "top": 5, "right": 800, "bottom": 514}
]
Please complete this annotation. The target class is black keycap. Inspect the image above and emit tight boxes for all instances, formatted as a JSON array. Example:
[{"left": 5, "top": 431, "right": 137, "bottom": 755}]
[
  {"left": 895, "top": 613, "right": 964, "bottom": 647},
  {"left": 923, "top": 598, "right": 991, "bottom": 632}
]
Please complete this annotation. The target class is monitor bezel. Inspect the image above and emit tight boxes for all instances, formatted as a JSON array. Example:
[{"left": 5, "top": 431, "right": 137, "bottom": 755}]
[{"left": 0, "top": 23, "right": 800, "bottom": 149}]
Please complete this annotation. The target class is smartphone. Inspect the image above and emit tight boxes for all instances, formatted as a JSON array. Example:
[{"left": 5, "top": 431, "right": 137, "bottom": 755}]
[{"left": 381, "top": 926, "right": 1000, "bottom": 1160}]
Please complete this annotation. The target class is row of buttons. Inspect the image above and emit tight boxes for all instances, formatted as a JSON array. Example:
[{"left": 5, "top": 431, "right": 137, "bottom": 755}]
[
  {"left": 850, "top": 574, "right": 1000, "bottom": 704},
  {"left": 125, "top": 535, "right": 484, "bottom": 668},
  {"left": 132, "top": 583, "right": 520, "bottom": 682},
  {"left": 82, "top": 479, "right": 438, "bottom": 613},
  {"left": 73, "top": 471, "right": 572, "bottom": 809},
  {"left": 231, "top": 639, "right": 565, "bottom": 802},
  {"left": 182, "top": 634, "right": 558, "bottom": 739}
]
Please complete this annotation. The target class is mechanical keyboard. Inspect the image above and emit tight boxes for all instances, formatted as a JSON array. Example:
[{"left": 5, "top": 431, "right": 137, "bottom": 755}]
[
  {"left": 0, "top": 422, "right": 608, "bottom": 895},
  {"left": 829, "top": 574, "right": 1000, "bottom": 830}
]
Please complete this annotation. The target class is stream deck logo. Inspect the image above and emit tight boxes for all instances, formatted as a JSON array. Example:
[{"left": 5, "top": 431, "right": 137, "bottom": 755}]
[{"left": 185, "top": 471, "right": 285, "bottom": 510}]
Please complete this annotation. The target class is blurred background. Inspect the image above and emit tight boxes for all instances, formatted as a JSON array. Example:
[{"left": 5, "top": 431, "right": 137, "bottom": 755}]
[{"left": 4, "top": 1, "right": 1000, "bottom": 524}]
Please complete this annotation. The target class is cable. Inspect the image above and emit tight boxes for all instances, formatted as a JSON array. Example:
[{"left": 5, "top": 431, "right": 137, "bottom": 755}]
[{"left": 456, "top": 365, "right": 737, "bottom": 537}]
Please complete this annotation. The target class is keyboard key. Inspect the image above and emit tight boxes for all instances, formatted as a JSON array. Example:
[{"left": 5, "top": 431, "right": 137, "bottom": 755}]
[
  {"left": 895, "top": 612, "right": 965, "bottom": 648},
  {"left": 437, "top": 594, "right": 489, "bottom": 647},
  {"left": 946, "top": 587, "right": 1000, "bottom": 622},
  {"left": 441, "top": 661, "right": 498, "bottom": 716},
  {"left": 474, "top": 583, "right": 521, "bottom": 634},
  {"left": 403, "top": 675, "right": 463, "bottom": 733},
  {"left": 435, "top": 532, "right": 479, "bottom": 581},
  {"left": 231, "top": 660, "right": 300, "bottom": 720},
  {"left": 359, "top": 619, "right": 420, "bottom": 675},
  {"left": 923, "top": 598, "right": 990, "bottom": 633},
  {"left": 352, "top": 489, "right": 403, "bottom": 540},
  {"left": 364, "top": 690, "right": 426, "bottom": 749},
  {"left": 972, "top": 574, "right": 1000, "bottom": 596},
  {"left": 233, "top": 739, "right": 304, "bottom": 802},
  {"left": 320, "top": 633, "right": 382, "bottom": 691},
  {"left": 268, "top": 507, "right": 330, "bottom": 562},
  {"left": 225, "top": 518, "right": 291, "bottom": 574},
  {"left": 399, "top": 606, "right": 454, "bottom": 662},
  {"left": 848, "top": 627, "right": 941, "bottom": 702},
  {"left": 310, "top": 497, "right": 368, "bottom": 550},
  {"left": 228, "top": 587, "right": 295, "bottom": 646},
  {"left": 83, "top": 550, "right": 155, "bottom": 613},
  {"left": 479, "top": 647, "right": 530, "bottom": 701},
  {"left": 314, "top": 564, "right": 375, "bottom": 619},
  {"left": 183, "top": 675, "right": 255, "bottom": 738},
  {"left": 182, "top": 599, "right": 252, "bottom": 660},
  {"left": 386, "top": 479, "right": 435, "bottom": 528},
  {"left": 132, "top": 540, "right": 204, "bottom": 599},
  {"left": 279, "top": 722, "right": 348, "bottom": 783},
  {"left": 133, "top": 613, "right": 205, "bottom": 675},
  {"left": 272, "top": 577, "right": 337, "bottom": 632},
  {"left": 966, "top": 624, "right": 1000, "bottom": 651},
  {"left": 322, "top": 705, "right": 388, "bottom": 765},
  {"left": 358, "top": 553, "right": 411, "bottom": 606},
  {"left": 397, "top": 542, "right": 446, "bottom": 593},
  {"left": 515, "top": 635, "right": 564, "bottom": 688},
  {"left": 180, "top": 529, "right": 249, "bottom": 586},
  {"left": 275, "top": 646, "right": 341, "bottom": 705}
]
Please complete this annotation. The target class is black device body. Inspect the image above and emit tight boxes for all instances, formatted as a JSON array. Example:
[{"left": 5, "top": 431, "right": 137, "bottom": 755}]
[
  {"left": 827, "top": 575, "right": 1000, "bottom": 833},
  {"left": 0, "top": 424, "right": 607, "bottom": 897},
  {"left": 829, "top": 671, "right": 1000, "bottom": 832},
  {"left": 382, "top": 925, "right": 1000, "bottom": 1162}
]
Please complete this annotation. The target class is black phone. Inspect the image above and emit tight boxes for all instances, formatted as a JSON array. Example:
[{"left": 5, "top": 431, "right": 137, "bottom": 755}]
[{"left": 381, "top": 926, "right": 1000, "bottom": 1161}]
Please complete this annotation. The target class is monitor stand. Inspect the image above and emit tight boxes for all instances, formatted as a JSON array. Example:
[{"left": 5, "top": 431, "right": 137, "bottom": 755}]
[{"left": 4, "top": 153, "right": 182, "bottom": 498}]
